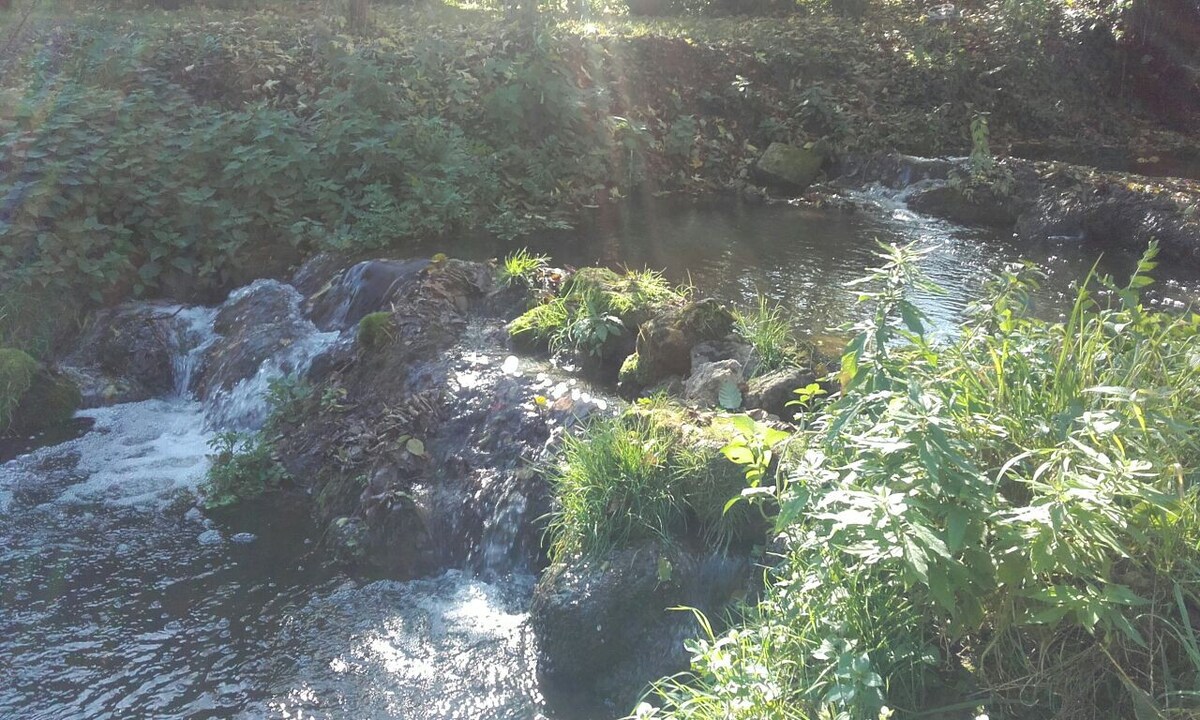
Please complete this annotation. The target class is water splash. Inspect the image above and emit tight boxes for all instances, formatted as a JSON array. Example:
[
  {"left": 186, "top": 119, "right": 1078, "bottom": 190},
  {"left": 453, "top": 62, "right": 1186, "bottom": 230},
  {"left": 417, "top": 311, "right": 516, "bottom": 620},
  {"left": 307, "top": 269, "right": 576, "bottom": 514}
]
[{"left": 167, "top": 305, "right": 219, "bottom": 399}]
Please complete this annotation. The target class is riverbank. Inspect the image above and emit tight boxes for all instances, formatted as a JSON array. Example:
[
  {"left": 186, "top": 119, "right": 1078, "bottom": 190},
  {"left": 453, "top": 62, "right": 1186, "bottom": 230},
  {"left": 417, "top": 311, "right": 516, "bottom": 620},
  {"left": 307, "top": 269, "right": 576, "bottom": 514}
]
[
  {"left": 3, "top": 2, "right": 1200, "bottom": 718},
  {"left": 2, "top": 0, "right": 1198, "bottom": 360}
]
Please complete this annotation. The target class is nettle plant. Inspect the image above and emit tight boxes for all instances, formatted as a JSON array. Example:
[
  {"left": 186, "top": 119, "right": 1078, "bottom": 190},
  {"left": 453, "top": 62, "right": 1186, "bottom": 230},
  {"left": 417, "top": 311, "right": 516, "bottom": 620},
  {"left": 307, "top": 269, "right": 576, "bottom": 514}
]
[{"left": 643, "top": 242, "right": 1200, "bottom": 720}]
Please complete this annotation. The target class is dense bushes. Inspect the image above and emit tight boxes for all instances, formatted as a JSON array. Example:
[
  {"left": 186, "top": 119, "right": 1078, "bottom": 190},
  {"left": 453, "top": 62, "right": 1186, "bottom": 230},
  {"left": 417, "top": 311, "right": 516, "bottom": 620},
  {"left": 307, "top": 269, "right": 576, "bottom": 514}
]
[
  {"left": 0, "top": 12, "right": 631, "bottom": 353},
  {"left": 640, "top": 244, "right": 1200, "bottom": 719}
]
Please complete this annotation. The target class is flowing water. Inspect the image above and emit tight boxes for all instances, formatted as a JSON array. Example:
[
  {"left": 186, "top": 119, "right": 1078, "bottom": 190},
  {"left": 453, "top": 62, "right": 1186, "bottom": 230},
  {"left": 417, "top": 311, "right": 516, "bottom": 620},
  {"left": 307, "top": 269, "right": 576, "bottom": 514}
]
[{"left": 2, "top": 187, "right": 1198, "bottom": 720}]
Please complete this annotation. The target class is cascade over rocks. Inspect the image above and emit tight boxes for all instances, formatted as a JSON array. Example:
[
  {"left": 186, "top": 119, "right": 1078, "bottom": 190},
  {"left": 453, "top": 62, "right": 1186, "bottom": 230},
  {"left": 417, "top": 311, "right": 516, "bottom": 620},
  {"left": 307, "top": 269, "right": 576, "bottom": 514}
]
[
  {"left": 305, "top": 259, "right": 432, "bottom": 332},
  {"left": 270, "top": 258, "right": 608, "bottom": 578},
  {"left": 845, "top": 154, "right": 1200, "bottom": 264},
  {"left": 197, "top": 280, "right": 319, "bottom": 398}
]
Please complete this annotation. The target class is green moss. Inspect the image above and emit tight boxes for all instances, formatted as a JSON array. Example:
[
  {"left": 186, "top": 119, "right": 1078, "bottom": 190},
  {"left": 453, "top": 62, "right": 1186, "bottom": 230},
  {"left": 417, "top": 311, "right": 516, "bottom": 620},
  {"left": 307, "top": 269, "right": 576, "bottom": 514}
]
[
  {"left": 357, "top": 311, "right": 395, "bottom": 352},
  {"left": 508, "top": 266, "right": 687, "bottom": 358},
  {"left": 618, "top": 352, "right": 646, "bottom": 387},
  {"left": 507, "top": 299, "right": 570, "bottom": 353},
  {"left": 0, "top": 348, "right": 79, "bottom": 434},
  {"left": 0, "top": 348, "right": 38, "bottom": 432}
]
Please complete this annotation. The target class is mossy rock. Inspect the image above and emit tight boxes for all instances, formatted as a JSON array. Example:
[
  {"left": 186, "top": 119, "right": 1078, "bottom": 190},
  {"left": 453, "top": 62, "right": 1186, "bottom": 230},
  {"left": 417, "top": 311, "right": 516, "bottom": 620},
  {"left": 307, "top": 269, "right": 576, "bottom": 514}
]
[
  {"left": 617, "top": 352, "right": 647, "bottom": 391},
  {"left": 0, "top": 348, "right": 81, "bottom": 434},
  {"left": 508, "top": 267, "right": 685, "bottom": 362},
  {"left": 754, "top": 142, "right": 826, "bottom": 193},
  {"left": 357, "top": 311, "right": 395, "bottom": 352},
  {"left": 507, "top": 300, "right": 569, "bottom": 353},
  {"left": 635, "top": 298, "right": 736, "bottom": 385}
]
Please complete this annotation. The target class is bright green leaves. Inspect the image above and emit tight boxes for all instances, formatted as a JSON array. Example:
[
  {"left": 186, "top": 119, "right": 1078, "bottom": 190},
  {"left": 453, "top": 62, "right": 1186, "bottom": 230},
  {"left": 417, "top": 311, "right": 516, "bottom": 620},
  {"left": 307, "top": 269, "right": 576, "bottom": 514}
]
[{"left": 665, "top": 243, "right": 1200, "bottom": 719}]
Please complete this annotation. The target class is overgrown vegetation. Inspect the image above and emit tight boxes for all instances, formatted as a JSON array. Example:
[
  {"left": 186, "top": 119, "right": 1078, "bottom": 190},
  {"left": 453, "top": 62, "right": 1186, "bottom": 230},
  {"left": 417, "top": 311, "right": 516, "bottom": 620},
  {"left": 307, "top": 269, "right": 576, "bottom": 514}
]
[
  {"left": 509, "top": 266, "right": 685, "bottom": 358},
  {"left": 637, "top": 243, "right": 1200, "bottom": 719},
  {"left": 2, "top": 0, "right": 1191, "bottom": 358},
  {"left": 0, "top": 347, "right": 38, "bottom": 432},
  {"left": 733, "top": 296, "right": 809, "bottom": 377},
  {"left": 547, "top": 398, "right": 755, "bottom": 561}
]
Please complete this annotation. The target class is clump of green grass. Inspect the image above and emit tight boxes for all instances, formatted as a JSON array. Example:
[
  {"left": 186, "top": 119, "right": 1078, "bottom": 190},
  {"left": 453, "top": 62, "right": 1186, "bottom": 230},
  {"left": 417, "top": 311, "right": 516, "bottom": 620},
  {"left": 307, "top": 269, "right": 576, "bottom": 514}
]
[
  {"left": 497, "top": 248, "right": 551, "bottom": 288},
  {"left": 508, "top": 266, "right": 687, "bottom": 359},
  {"left": 639, "top": 242, "right": 1200, "bottom": 720},
  {"left": 734, "top": 296, "right": 809, "bottom": 376},
  {"left": 547, "top": 399, "right": 751, "bottom": 561},
  {"left": 357, "top": 310, "right": 395, "bottom": 351},
  {"left": 0, "top": 347, "right": 38, "bottom": 432}
]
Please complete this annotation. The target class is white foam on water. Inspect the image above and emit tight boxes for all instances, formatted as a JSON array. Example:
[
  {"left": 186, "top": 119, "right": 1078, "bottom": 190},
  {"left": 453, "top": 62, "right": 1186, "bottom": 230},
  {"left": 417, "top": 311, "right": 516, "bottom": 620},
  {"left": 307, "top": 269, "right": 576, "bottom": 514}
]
[
  {"left": 39, "top": 399, "right": 213, "bottom": 508},
  {"left": 257, "top": 571, "right": 546, "bottom": 720}
]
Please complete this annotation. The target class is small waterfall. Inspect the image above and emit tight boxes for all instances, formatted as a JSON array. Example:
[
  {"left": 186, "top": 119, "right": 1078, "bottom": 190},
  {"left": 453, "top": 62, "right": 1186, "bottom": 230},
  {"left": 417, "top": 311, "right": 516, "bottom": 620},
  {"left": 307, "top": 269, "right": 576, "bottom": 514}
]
[
  {"left": 199, "top": 280, "right": 341, "bottom": 432},
  {"left": 167, "top": 306, "right": 219, "bottom": 399},
  {"left": 308, "top": 258, "right": 430, "bottom": 331}
]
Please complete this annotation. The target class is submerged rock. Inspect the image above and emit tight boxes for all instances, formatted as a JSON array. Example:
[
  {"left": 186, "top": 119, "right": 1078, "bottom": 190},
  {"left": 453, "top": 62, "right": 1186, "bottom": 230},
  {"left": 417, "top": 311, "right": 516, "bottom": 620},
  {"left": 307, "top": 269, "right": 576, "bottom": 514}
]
[
  {"left": 755, "top": 142, "right": 826, "bottom": 193},
  {"left": 532, "top": 543, "right": 752, "bottom": 716},
  {"left": 906, "top": 183, "right": 1029, "bottom": 227}
]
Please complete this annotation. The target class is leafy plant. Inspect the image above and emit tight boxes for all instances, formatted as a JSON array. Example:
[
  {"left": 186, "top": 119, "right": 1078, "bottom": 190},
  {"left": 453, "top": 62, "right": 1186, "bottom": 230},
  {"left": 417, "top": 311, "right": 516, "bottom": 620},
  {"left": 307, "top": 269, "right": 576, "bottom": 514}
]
[
  {"left": 641, "top": 242, "right": 1200, "bottom": 720},
  {"left": 203, "top": 431, "right": 290, "bottom": 508}
]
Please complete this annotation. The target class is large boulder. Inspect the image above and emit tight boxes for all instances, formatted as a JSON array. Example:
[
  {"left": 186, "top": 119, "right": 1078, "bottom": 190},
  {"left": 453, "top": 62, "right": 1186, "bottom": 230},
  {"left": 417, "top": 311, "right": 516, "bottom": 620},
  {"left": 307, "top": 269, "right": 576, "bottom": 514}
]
[
  {"left": 532, "top": 543, "right": 751, "bottom": 716},
  {"left": 755, "top": 142, "right": 826, "bottom": 193},
  {"left": 62, "top": 304, "right": 180, "bottom": 406},
  {"left": 635, "top": 299, "right": 736, "bottom": 386},
  {"left": 0, "top": 348, "right": 80, "bottom": 434},
  {"left": 684, "top": 359, "right": 744, "bottom": 409}
]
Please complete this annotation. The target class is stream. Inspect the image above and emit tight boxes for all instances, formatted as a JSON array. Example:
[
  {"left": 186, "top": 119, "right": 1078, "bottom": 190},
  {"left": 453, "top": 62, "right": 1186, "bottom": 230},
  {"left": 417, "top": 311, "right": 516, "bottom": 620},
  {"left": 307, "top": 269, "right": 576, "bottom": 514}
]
[{"left": 2, "top": 185, "right": 1197, "bottom": 720}]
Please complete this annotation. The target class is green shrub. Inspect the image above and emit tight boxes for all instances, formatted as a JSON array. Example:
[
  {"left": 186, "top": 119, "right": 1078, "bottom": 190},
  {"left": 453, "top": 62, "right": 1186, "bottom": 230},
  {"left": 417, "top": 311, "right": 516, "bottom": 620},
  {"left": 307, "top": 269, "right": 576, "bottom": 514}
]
[
  {"left": 641, "top": 243, "right": 1200, "bottom": 720},
  {"left": 203, "top": 431, "right": 289, "bottom": 509}
]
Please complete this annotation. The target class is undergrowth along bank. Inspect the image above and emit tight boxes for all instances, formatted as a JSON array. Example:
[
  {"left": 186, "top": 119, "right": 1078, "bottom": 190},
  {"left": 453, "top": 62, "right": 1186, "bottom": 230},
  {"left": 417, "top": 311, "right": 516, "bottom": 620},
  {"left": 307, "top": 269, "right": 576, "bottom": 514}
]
[
  {"left": 633, "top": 243, "right": 1200, "bottom": 719},
  {"left": 2, "top": 0, "right": 1192, "bottom": 356}
]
